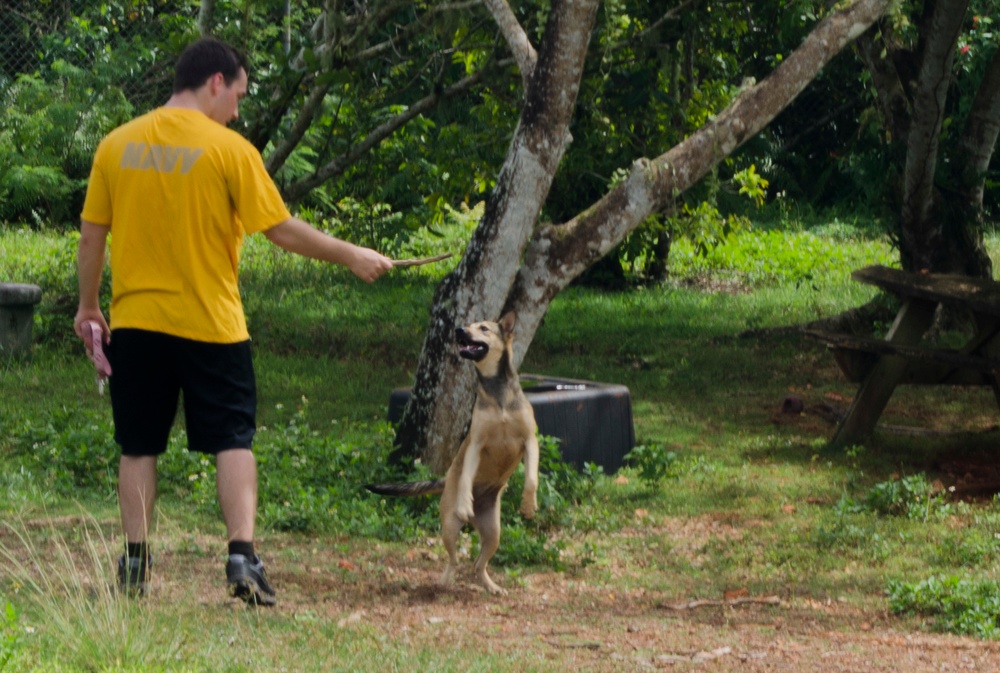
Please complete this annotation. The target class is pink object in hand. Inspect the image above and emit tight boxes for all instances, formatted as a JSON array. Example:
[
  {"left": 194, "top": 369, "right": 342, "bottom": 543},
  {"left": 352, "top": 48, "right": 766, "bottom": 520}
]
[{"left": 87, "top": 320, "right": 112, "bottom": 382}]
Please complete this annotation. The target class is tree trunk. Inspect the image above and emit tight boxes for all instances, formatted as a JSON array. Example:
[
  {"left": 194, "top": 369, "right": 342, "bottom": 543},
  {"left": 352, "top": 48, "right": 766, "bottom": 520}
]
[
  {"left": 198, "top": 0, "right": 215, "bottom": 36},
  {"left": 942, "top": 45, "right": 1000, "bottom": 277},
  {"left": 393, "top": 0, "right": 893, "bottom": 470},
  {"left": 858, "top": 0, "right": 997, "bottom": 278},
  {"left": 898, "top": 0, "right": 970, "bottom": 272},
  {"left": 393, "top": 0, "right": 601, "bottom": 473}
]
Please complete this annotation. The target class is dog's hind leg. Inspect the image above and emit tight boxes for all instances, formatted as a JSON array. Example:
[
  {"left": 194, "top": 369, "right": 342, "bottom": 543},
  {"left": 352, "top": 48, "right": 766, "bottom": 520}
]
[
  {"left": 473, "top": 487, "right": 506, "bottom": 595},
  {"left": 439, "top": 508, "right": 463, "bottom": 588}
]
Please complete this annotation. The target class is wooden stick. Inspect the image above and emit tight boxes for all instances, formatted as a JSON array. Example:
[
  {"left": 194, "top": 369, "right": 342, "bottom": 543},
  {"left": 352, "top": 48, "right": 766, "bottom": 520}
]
[
  {"left": 391, "top": 253, "right": 454, "bottom": 268},
  {"left": 659, "top": 595, "right": 782, "bottom": 611}
]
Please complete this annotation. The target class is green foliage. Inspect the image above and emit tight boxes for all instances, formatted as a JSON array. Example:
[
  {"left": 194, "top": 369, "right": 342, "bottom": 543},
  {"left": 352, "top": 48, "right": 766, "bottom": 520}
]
[
  {"left": 254, "top": 409, "right": 440, "bottom": 539},
  {"left": 933, "top": 526, "right": 1000, "bottom": 568},
  {"left": 864, "top": 474, "right": 952, "bottom": 521},
  {"left": 486, "top": 523, "right": 565, "bottom": 570},
  {"left": 862, "top": 473, "right": 955, "bottom": 521},
  {"left": 624, "top": 443, "right": 680, "bottom": 484},
  {"left": 812, "top": 497, "right": 892, "bottom": 563},
  {"left": 317, "top": 198, "right": 409, "bottom": 259},
  {"left": 617, "top": 168, "right": 753, "bottom": 281},
  {"left": 669, "top": 226, "right": 895, "bottom": 286},
  {"left": 5, "top": 407, "right": 119, "bottom": 497},
  {"left": 0, "top": 601, "right": 19, "bottom": 672},
  {"left": 0, "top": 62, "right": 132, "bottom": 226},
  {"left": 888, "top": 575, "right": 1000, "bottom": 640},
  {"left": 824, "top": 474, "right": 955, "bottom": 524},
  {"left": 733, "top": 164, "right": 770, "bottom": 208}
]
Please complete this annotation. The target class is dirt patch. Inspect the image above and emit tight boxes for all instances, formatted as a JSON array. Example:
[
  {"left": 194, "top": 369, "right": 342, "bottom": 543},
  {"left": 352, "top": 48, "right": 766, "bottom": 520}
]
[
  {"left": 99, "top": 540, "right": 997, "bottom": 672},
  {"left": 5, "top": 511, "right": 1000, "bottom": 670}
]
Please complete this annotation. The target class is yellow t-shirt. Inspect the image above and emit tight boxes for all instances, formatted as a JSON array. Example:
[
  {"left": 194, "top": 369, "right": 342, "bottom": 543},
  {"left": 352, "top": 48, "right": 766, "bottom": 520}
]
[{"left": 81, "top": 107, "right": 291, "bottom": 343}]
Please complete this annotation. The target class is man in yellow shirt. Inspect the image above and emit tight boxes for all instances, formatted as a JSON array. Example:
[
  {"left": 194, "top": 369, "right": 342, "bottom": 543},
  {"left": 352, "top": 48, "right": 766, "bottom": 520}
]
[{"left": 74, "top": 37, "right": 394, "bottom": 606}]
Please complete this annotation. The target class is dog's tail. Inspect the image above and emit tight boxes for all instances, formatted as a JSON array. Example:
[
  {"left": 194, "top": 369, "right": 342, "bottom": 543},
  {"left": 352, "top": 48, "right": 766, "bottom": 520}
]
[{"left": 364, "top": 479, "right": 445, "bottom": 497}]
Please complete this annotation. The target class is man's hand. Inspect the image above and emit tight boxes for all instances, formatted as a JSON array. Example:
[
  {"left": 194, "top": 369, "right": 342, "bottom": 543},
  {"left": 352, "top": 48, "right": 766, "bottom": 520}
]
[
  {"left": 74, "top": 310, "right": 110, "bottom": 358},
  {"left": 348, "top": 246, "right": 394, "bottom": 283}
]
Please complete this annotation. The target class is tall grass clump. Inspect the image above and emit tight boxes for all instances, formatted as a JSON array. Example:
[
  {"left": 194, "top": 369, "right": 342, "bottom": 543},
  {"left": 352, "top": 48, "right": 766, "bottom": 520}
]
[{"left": 0, "top": 514, "right": 185, "bottom": 671}]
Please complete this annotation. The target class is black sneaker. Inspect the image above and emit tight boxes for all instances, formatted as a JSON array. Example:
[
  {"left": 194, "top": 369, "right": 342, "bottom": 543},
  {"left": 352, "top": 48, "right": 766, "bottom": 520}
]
[
  {"left": 117, "top": 554, "right": 151, "bottom": 596},
  {"left": 225, "top": 554, "right": 276, "bottom": 606}
]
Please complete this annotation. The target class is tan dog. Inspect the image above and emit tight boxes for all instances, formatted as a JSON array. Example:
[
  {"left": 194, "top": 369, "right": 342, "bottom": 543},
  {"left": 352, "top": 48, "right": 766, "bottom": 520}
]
[{"left": 367, "top": 312, "right": 539, "bottom": 594}]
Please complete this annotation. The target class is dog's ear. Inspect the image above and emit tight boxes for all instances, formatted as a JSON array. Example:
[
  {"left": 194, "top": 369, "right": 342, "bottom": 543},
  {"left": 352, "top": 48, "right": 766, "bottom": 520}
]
[{"left": 499, "top": 311, "right": 516, "bottom": 337}]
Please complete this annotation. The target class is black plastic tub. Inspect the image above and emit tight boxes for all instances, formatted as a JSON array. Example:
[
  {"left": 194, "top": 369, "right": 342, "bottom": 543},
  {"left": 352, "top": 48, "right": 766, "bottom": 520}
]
[{"left": 387, "top": 375, "right": 635, "bottom": 474}]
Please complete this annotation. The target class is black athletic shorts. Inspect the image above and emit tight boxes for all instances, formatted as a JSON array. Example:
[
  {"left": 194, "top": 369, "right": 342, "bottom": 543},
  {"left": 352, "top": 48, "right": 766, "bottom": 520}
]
[{"left": 106, "top": 329, "right": 257, "bottom": 456}]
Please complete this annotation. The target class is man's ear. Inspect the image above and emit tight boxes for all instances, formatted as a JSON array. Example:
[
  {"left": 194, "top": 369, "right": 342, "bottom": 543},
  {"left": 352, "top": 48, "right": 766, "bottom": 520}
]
[{"left": 207, "top": 71, "right": 224, "bottom": 95}]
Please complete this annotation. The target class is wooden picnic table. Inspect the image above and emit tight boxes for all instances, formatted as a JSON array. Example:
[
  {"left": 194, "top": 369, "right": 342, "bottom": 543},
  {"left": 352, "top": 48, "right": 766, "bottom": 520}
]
[{"left": 806, "top": 265, "right": 1000, "bottom": 448}]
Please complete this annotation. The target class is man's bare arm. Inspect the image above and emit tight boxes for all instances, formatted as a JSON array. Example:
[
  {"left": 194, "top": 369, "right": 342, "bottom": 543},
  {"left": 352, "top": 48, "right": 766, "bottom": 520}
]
[{"left": 263, "top": 217, "right": 393, "bottom": 283}]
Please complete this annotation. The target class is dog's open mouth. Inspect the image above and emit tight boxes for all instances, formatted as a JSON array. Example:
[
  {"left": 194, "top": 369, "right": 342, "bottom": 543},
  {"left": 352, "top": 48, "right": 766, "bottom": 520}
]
[{"left": 456, "top": 328, "right": 488, "bottom": 361}]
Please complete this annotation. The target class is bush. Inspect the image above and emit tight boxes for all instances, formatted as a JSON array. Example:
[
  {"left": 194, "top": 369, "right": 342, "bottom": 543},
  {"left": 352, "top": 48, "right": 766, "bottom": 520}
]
[
  {"left": 624, "top": 443, "right": 680, "bottom": 484},
  {"left": 0, "top": 63, "right": 132, "bottom": 227},
  {"left": 862, "top": 473, "right": 954, "bottom": 521},
  {"left": 888, "top": 574, "right": 1000, "bottom": 639}
]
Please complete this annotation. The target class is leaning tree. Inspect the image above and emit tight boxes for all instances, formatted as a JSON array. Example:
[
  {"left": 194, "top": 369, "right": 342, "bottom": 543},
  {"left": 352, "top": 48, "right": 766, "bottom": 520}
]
[{"left": 395, "top": 0, "right": 896, "bottom": 472}]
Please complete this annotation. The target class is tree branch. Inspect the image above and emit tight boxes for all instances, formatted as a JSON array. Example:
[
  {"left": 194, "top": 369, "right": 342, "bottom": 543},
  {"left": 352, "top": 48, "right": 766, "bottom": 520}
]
[
  {"left": 855, "top": 23, "right": 912, "bottom": 146},
  {"left": 482, "top": 0, "right": 537, "bottom": 88},
  {"left": 613, "top": 0, "right": 699, "bottom": 51},
  {"left": 280, "top": 57, "right": 515, "bottom": 203},
  {"left": 505, "top": 0, "right": 895, "bottom": 363},
  {"left": 264, "top": 77, "right": 335, "bottom": 176}
]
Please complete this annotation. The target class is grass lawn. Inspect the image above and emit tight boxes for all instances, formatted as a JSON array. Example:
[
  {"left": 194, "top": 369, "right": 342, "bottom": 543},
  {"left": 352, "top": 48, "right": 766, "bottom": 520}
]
[{"left": 4, "top": 221, "right": 1000, "bottom": 671}]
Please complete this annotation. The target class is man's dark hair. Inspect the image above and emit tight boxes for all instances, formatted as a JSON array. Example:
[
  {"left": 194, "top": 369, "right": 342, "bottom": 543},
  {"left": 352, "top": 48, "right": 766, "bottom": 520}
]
[{"left": 173, "top": 37, "right": 249, "bottom": 93}]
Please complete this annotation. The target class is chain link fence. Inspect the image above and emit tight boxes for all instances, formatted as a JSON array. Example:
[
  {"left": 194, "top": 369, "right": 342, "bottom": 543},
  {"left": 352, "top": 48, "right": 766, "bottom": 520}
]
[
  {"left": 1, "top": 1, "right": 207, "bottom": 225},
  {"left": 1, "top": 0, "right": 204, "bottom": 114}
]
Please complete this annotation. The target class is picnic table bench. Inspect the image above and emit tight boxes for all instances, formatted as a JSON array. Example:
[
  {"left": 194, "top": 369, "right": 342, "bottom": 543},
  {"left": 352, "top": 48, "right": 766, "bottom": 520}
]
[{"left": 806, "top": 265, "right": 1000, "bottom": 448}]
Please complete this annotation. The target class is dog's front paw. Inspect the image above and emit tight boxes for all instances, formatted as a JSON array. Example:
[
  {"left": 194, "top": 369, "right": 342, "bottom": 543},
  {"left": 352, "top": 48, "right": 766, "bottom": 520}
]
[
  {"left": 519, "top": 495, "right": 537, "bottom": 519},
  {"left": 455, "top": 496, "right": 475, "bottom": 523}
]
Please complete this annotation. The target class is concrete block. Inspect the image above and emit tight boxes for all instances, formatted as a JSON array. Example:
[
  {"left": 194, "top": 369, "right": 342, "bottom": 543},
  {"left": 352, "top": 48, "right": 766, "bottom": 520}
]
[{"left": 0, "top": 283, "right": 43, "bottom": 359}]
